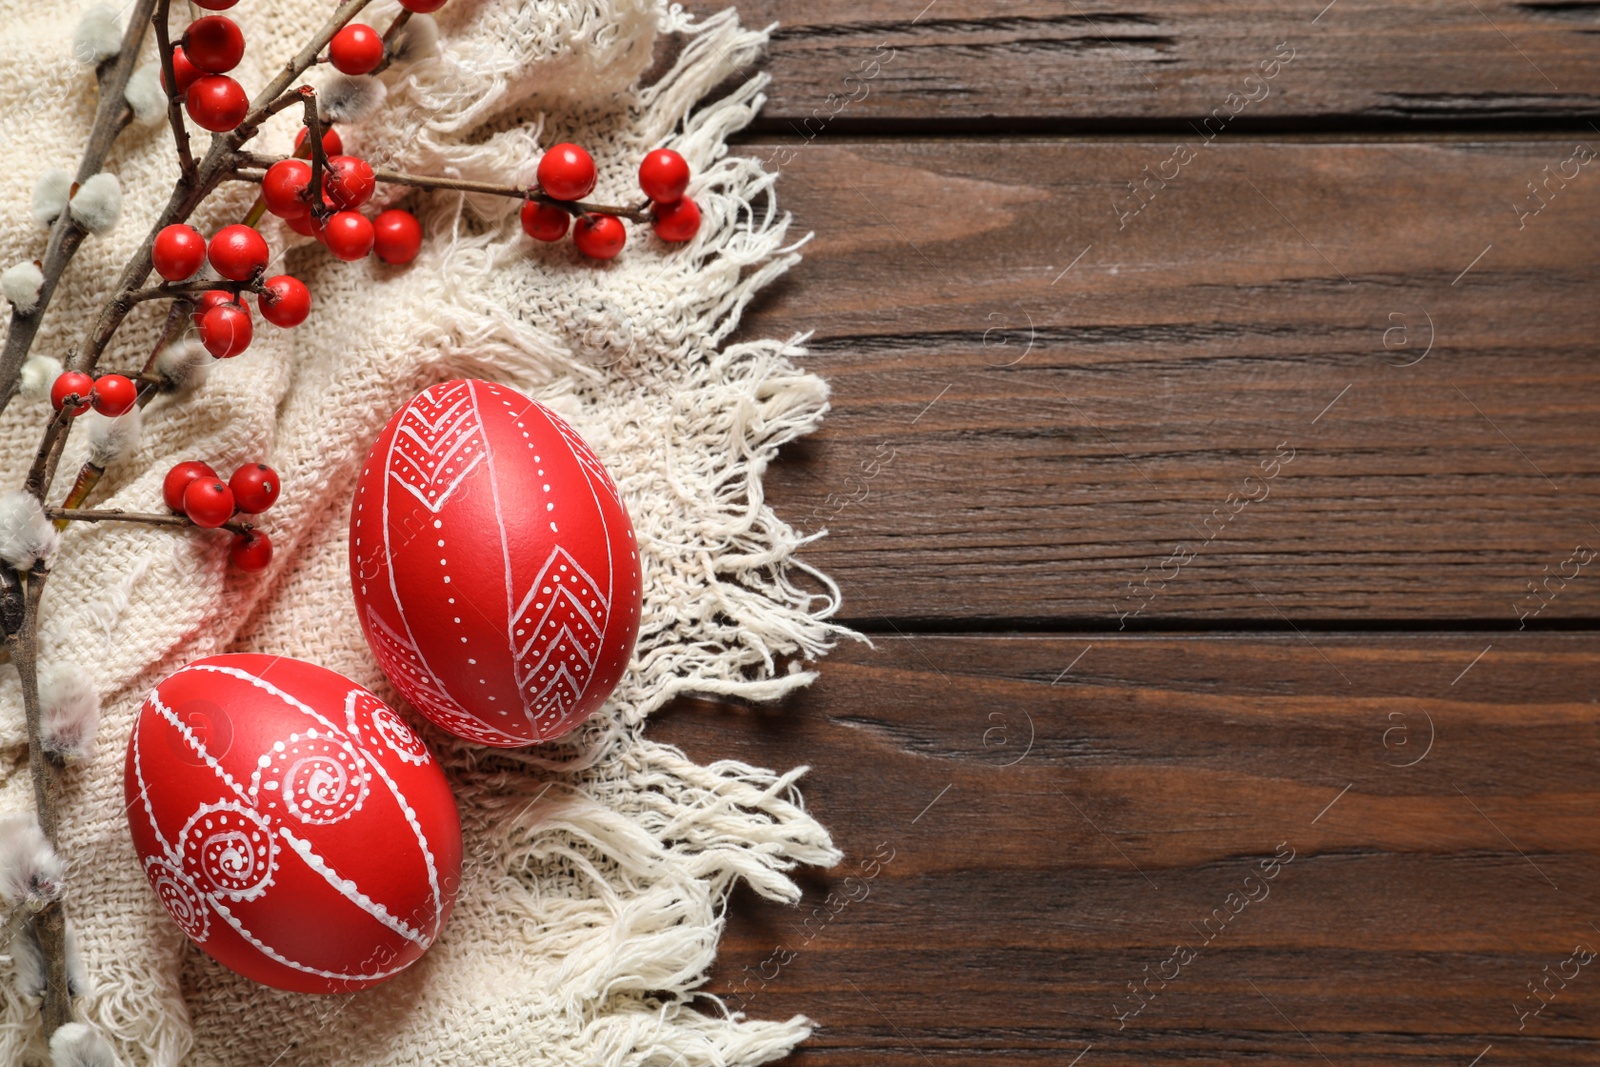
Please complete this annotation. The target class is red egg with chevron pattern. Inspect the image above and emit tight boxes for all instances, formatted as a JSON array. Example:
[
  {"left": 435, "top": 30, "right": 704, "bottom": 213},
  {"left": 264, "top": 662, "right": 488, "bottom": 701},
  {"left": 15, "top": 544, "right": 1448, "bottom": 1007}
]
[
  {"left": 124, "top": 654, "right": 462, "bottom": 993},
  {"left": 349, "top": 379, "right": 642, "bottom": 747}
]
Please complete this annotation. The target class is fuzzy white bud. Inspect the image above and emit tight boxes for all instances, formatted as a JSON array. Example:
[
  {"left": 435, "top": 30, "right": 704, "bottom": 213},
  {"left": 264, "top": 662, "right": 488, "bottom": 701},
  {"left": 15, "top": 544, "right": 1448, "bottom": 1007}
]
[
  {"left": 319, "top": 74, "right": 386, "bottom": 124},
  {"left": 12, "top": 915, "right": 85, "bottom": 1001},
  {"left": 1, "top": 262, "right": 44, "bottom": 314},
  {"left": 0, "top": 815, "right": 64, "bottom": 911},
  {"left": 152, "top": 339, "right": 208, "bottom": 394},
  {"left": 0, "top": 491, "right": 60, "bottom": 570},
  {"left": 124, "top": 65, "right": 165, "bottom": 125},
  {"left": 71, "top": 5, "right": 122, "bottom": 66},
  {"left": 390, "top": 14, "right": 438, "bottom": 64},
  {"left": 40, "top": 661, "right": 100, "bottom": 764},
  {"left": 50, "top": 1022, "right": 123, "bottom": 1067},
  {"left": 20, "top": 356, "right": 63, "bottom": 402},
  {"left": 31, "top": 169, "right": 72, "bottom": 227},
  {"left": 65, "top": 918, "right": 85, "bottom": 996},
  {"left": 85, "top": 406, "right": 141, "bottom": 468},
  {"left": 11, "top": 918, "right": 43, "bottom": 999},
  {"left": 69, "top": 173, "right": 121, "bottom": 235}
]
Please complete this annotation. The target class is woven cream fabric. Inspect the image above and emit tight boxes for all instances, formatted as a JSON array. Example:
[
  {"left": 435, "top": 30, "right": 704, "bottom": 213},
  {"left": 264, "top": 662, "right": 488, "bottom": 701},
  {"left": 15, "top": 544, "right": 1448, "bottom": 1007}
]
[{"left": 0, "top": 1, "right": 843, "bottom": 1062}]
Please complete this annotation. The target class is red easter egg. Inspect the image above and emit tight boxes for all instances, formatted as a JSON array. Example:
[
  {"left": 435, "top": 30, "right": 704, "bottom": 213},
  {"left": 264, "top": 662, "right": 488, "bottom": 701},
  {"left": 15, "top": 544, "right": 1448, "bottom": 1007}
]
[
  {"left": 349, "top": 379, "right": 642, "bottom": 747},
  {"left": 124, "top": 654, "right": 462, "bottom": 994}
]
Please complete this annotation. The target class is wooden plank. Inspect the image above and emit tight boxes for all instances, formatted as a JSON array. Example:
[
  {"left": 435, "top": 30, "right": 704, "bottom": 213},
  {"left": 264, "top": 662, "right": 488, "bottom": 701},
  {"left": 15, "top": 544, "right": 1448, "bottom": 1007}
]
[
  {"left": 694, "top": 1, "right": 1600, "bottom": 129},
  {"left": 653, "top": 633, "right": 1600, "bottom": 1065},
  {"left": 742, "top": 138, "right": 1600, "bottom": 623}
]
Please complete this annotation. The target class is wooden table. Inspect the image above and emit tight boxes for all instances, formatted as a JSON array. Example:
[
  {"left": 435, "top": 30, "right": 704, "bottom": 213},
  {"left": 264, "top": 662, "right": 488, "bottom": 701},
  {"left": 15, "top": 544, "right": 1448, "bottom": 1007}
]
[{"left": 660, "top": 4, "right": 1600, "bottom": 1063}]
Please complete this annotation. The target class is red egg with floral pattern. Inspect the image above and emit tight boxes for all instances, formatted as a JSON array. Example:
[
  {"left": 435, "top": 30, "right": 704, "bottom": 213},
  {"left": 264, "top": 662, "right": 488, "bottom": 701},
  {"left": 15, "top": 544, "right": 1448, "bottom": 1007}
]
[
  {"left": 349, "top": 379, "right": 642, "bottom": 747},
  {"left": 124, "top": 654, "right": 462, "bottom": 993}
]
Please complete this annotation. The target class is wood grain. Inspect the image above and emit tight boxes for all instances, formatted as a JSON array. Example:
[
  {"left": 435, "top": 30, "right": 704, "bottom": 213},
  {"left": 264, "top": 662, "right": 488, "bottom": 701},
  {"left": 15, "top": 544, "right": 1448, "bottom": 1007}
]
[
  {"left": 741, "top": 138, "right": 1600, "bottom": 623},
  {"left": 653, "top": 3, "right": 1600, "bottom": 1063},
  {"left": 693, "top": 1, "right": 1600, "bottom": 130},
  {"left": 653, "top": 634, "right": 1600, "bottom": 1065}
]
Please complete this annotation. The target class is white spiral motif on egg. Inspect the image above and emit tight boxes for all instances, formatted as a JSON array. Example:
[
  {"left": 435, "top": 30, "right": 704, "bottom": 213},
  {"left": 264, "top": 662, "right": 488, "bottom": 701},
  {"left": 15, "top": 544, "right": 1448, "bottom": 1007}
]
[
  {"left": 371, "top": 706, "right": 430, "bottom": 765},
  {"left": 261, "top": 734, "right": 370, "bottom": 825},
  {"left": 180, "top": 803, "right": 277, "bottom": 899},
  {"left": 145, "top": 858, "right": 210, "bottom": 941},
  {"left": 347, "top": 690, "right": 431, "bottom": 766}
]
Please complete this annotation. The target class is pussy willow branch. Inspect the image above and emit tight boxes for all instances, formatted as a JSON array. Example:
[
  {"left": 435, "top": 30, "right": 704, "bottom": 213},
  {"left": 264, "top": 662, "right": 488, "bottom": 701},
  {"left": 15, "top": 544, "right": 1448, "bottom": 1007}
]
[
  {"left": 6, "top": 0, "right": 373, "bottom": 1040},
  {"left": 5, "top": 567, "right": 72, "bottom": 1034},
  {"left": 0, "top": 0, "right": 158, "bottom": 420}
]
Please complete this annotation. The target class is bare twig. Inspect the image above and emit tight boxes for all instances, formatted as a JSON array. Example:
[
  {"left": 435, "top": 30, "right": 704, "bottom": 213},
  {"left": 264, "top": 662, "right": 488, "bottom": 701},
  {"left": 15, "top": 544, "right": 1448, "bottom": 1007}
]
[
  {"left": 242, "top": 158, "right": 654, "bottom": 219},
  {"left": 127, "top": 278, "right": 255, "bottom": 304},
  {"left": 228, "top": 0, "right": 374, "bottom": 145},
  {"left": 368, "top": 8, "right": 413, "bottom": 77},
  {"left": 48, "top": 507, "right": 255, "bottom": 536},
  {"left": 152, "top": 0, "right": 194, "bottom": 181},
  {"left": 137, "top": 299, "right": 193, "bottom": 382},
  {"left": 25, "top": 408, "right": 74, "bottom": 503},
  {"left": 299, "top": 90, "right": 331, "bottom": 219},
  {"left": 231, "top": 87, "right": 313, "bottom": 145},
  {"left": 374, "top": 169, "right": 652, "bottom": 220},
  {"left": 54, "top": 466, "right": 104, "bottom": 532}
]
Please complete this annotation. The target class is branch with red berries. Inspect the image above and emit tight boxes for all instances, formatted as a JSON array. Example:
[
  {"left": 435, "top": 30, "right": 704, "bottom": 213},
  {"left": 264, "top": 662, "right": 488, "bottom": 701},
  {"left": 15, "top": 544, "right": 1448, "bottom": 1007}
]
[{"left": 0, "top": 0, "right": 707, "bottom": 1054}]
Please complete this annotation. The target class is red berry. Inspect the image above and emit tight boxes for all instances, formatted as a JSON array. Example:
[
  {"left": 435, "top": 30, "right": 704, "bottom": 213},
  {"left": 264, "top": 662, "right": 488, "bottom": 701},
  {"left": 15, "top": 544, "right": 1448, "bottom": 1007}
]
[
  {"left": 258, "top": 275, "right": 311, "bottom": 327},
  {"left": 191, "top": 289, "right": 243, "bottom": 327},
  {"left": 183, "top": 16, "right": 245, "bottom": 75},
  {"left": 229, "top": 463, "right": 280, "bottom": 513},
  {"left": 90, "top": 374, "right": 138, "bottom": 416},
  {"left": 186, "top": 75, "right": 248, "bottom": 132},
  {"left": 282, "top": 212, "right": 317, "bottom": 237},
  {"left": 163, "top": 461, "right": 217, "bottom": 512},
  {"left": 163, "top": 46, "right": 202, "bottom": 94},
  {"left": 573, "top": 214, "right": 626, "bottom": 259},
  {"left": 398, "top": 0, "right": 448, "bottom": 11},
  {"left": 320, "top": 211, "right": 374, "bottom": 261},
  {"left": 229, "top": 530, "right": 273, "bottom": 571},
  {"left": 372, "top": 209, "right": 422, "bottom": 264},
  {"left": 295, "top": 126, "right": 343, "bottom": 158},
  {"left": 192, "top": 0, "right": 237, "bottom": 9},
  {"left": 183, "top": 478, "right": 235, "bottom": 528},
  {"left": 200, "top": 304, "right": 253, "bottom": 358},
  {"left": 49, "top": 372, "right": 94, "bottom": 415},
  {"left": 652, "top": 196, "right": 701, "bottom": 243},
  {"left": 208, "top": 224, "right": 269, "bottom": 281},
  {"left": 323, "top": 156, "right": 375, "bottom": 211},
  {"left": 261, "top": 159, "right": 313, "bottom": 219},
  {"left": 638, "top": 148, "right": 691, "bottom": 204},
  {"left": 152, "top": 224, "right": 207, "bottom": 281},
  {"left": 537, "top": 143, "right": 596, "bottom": 202},
  {"left": 519, "top": 201, "right": 569, "bottom": 242},
  {"left": 329, "top": 24, "right": 385, "bottom": 75}
]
